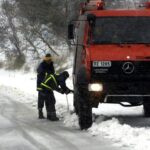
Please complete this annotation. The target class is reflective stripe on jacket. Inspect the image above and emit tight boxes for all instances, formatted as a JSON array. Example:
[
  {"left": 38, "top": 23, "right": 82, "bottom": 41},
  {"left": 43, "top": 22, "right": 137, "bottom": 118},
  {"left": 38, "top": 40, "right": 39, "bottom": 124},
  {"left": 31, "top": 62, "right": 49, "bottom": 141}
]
[
  {"left": 36, "top": 61, "right": 55, "bottom": 91},
  {"left": 41, "top": 74, "right": 58, "bottom": 91}
]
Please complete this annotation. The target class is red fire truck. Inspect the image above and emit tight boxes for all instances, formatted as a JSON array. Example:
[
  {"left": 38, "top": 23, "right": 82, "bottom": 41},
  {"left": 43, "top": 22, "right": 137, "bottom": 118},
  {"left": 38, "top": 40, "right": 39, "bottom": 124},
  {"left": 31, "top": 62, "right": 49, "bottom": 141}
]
[{"left": 68, "top": 0, "right": 150, "bottom": 130}]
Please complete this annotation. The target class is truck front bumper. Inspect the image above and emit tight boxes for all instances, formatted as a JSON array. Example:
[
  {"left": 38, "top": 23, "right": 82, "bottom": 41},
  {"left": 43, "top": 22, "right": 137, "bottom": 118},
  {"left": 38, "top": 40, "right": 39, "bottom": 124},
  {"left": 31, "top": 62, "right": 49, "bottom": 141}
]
[{"left": 89, "top": 81, "right": 150, "bottom": 105}]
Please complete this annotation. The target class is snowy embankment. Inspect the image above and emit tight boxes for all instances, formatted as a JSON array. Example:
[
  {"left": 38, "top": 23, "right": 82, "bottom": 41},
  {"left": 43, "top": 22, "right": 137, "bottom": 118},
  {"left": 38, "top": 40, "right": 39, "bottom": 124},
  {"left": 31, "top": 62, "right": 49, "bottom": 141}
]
[{"left": 0, "top": 69, "right": 150, "bottom": 150}]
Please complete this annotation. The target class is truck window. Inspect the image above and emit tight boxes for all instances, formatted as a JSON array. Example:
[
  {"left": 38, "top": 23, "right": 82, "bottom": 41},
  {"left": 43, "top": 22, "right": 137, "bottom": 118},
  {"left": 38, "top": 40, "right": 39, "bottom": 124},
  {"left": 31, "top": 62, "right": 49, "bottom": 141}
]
[{"left": 92, "top": 17, "right": 150, "bottom": 44}]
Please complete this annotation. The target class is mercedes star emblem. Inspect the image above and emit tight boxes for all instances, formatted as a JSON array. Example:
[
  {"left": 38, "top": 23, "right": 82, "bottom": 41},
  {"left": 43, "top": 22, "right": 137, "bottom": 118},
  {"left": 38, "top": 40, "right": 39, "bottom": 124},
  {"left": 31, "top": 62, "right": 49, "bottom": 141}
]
[{"left": 122, "top": 62, "right": 134, "bottom": 74}]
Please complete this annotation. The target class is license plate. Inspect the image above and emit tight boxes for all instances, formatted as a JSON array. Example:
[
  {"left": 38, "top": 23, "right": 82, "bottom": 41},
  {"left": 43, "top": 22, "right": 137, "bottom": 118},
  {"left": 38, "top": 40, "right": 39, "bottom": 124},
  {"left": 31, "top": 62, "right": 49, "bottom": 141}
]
[{"left": 93, "top": 61, "right": 112, "bottom": 67}]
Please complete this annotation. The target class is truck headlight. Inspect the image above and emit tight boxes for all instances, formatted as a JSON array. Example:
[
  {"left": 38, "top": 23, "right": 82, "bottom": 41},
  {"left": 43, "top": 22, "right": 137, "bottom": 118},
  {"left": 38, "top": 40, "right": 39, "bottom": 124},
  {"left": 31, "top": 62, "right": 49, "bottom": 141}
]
[{"left": 88, "top": 83, "right": 103, "bottom": 92}]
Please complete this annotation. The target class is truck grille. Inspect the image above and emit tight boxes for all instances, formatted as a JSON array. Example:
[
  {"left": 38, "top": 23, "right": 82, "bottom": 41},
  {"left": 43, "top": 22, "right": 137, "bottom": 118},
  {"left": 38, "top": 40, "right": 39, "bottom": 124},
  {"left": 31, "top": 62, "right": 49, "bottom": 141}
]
[{"left": 91, "top": 61, "right": 150, "bottom": 81}]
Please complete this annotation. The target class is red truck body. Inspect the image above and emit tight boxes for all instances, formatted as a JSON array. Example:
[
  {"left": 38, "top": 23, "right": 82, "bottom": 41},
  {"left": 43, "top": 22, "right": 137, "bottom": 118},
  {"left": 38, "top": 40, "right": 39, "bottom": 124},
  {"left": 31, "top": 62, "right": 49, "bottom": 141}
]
[{"left": 68, "top": 0, "right": 150, "bottom": 129}]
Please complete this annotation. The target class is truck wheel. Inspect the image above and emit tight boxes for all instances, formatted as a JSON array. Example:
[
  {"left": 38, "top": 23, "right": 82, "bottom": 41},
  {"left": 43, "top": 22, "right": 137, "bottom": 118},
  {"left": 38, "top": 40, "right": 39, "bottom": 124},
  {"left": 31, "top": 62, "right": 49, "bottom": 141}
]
[
  {"left": 143, "top": 97, "right": 150, "bottom": 117},
  {"left": 78, "top": 101, "right": 92, "bottom": 130},
  {"left": 75, "top": 66, "right": 93, "bottom": 129},
  {"left": 73, "top": 92, "right": 79, "bottom": 115},
  {"left": 76, "top": 91, "right": 92, "bottom": 130}
]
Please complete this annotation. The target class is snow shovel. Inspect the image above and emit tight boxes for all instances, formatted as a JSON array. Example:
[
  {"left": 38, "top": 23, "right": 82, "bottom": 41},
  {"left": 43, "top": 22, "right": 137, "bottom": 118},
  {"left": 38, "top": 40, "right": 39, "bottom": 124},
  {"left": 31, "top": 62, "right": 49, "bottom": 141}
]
[
  {"left": 65, "top": 94, "right": 70, "bottom": 112},
  {"left": 65, "top": 94, "right": 75, "bottom": 114}
]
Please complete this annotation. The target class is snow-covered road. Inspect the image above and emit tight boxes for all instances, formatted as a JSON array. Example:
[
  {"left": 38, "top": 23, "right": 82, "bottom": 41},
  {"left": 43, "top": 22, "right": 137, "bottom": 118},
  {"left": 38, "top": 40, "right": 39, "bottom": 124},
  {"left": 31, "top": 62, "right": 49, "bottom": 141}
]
[
  {"left": 0, "top": 91, "right": 127, "bottom": 150},
  {"left": 1, "top": 69, "right": 150, "bottom": 150}
]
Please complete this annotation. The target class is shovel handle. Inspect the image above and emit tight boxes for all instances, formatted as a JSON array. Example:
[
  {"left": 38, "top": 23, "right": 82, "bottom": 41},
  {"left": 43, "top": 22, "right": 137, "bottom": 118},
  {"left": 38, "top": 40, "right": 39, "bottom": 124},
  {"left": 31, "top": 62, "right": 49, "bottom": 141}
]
[{"left": 66, "top": 94, "right": 70, "bottom": 112}]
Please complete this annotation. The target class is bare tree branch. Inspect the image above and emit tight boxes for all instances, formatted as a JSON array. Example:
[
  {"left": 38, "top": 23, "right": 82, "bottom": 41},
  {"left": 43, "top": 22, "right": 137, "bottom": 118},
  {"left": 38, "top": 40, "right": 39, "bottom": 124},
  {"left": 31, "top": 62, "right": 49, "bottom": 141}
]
[{"left": 35, "top": 29, "right": 59, "bottom": 56}]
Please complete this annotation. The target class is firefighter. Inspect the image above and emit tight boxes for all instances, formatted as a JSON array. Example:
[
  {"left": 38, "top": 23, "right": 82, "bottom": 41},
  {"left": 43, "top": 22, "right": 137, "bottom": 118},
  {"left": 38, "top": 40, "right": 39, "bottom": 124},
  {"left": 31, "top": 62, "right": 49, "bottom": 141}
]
[
  {"left": 36, "top": 53, "right": 55, "bottom": 119},
  {"left": 40, "top": 71, "right": 73, "bottom": 121}
]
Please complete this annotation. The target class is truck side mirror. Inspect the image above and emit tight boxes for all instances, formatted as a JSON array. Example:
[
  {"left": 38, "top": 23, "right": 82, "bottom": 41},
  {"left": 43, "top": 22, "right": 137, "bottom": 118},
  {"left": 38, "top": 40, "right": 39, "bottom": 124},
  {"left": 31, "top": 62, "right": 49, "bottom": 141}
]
[{"left": 68, "top": 24, "right": 74, "bottom": 39}]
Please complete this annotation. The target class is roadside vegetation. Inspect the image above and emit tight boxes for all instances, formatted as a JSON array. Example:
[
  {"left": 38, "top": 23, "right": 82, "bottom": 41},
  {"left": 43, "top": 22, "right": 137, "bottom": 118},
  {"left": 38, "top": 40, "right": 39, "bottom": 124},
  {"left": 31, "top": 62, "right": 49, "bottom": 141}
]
[{"left": 0, "top": 0, "right": 83, "bottom": 70}]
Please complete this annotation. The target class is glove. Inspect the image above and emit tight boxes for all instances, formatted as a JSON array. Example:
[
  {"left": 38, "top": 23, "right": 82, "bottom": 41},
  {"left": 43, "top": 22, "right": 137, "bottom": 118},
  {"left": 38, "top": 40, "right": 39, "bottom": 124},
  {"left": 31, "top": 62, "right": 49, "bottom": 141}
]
[
  {"left": 65, "top": 89, "right": 74, "bottom": 95},
  {"left": 60, "top": 90, "right": 65, "bottom": 94},
  {"left": 65, "top": 89, "right": 70, "bottom": 95},
  {"left": 70, "top": 90, "right": 74, "bottom": 93},
  {"left": 57, "top": 88, "right": 65, "bottom": 94}
]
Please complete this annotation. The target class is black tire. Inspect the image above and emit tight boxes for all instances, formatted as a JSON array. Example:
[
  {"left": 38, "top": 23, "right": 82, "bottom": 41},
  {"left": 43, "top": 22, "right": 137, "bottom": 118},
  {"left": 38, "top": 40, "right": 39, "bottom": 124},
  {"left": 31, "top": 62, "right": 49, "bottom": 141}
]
[
  {"left": 73, "top": 93, "right": 79, "bottom": 115},
  {"left": 143, "top": 97, "right": 150, "bottom": 117},
  {"left": 75, "top": 66, "right": 93, "bottom": 129},
  {"left": 78, "top": 102, "right": 92, "bottom": 130},
  {"left": 76, "top": 90, "right": 93, "bottom": 130}
]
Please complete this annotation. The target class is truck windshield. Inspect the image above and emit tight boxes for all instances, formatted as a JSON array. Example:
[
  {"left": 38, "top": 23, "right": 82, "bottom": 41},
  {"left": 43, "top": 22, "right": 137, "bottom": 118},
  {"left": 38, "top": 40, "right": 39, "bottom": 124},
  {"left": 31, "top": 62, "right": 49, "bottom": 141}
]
[{"left": 92, "top": 17, "right": 150, "bottom": 44}]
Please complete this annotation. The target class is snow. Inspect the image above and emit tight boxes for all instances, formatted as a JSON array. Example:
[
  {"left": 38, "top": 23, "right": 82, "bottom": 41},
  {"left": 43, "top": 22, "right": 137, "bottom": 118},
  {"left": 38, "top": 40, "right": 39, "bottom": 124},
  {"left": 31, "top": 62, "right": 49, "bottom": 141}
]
[
  {"left": 0, "top": 115, "right": 14, "bottom": 128},
  {"left": 89, "top": 118, "right": 150, "bottom": 149},
  {"left": 0, "top": 68, "right": 150, "bottom": 150},
  {"left": 0, "top": 130, "right": 37, "bottom": 150}
]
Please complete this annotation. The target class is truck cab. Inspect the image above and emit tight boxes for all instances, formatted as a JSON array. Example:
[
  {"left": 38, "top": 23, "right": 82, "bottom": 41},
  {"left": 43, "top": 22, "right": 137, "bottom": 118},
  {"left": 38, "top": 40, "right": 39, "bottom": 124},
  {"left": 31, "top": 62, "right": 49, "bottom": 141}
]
[{"left": 68, "top": 0, "right": 150, "bottom": 130}]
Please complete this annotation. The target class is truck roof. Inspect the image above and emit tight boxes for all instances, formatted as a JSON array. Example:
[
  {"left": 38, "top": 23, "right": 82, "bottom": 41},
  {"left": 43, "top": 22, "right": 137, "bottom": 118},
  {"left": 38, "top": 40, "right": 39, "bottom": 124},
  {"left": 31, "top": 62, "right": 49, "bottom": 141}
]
[
  {"left": 81, "top": 0, "right": 150, "bottom": 17},
  {"left": 88, "top": 9, "right": 150, "bottom": 17}
]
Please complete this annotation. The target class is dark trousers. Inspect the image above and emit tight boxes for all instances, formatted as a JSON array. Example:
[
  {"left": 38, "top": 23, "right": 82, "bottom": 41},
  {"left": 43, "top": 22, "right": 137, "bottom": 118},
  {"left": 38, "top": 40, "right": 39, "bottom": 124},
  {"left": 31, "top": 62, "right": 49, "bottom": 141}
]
[{"left": 38, "top": 91, "right": 56, "bottom": 113}]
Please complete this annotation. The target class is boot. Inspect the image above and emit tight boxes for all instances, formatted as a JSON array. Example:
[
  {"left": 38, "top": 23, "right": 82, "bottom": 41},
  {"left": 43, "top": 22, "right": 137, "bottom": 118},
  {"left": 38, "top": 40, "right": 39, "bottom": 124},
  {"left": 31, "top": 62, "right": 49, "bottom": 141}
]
[
  {"left": 47, "top": 112, "right": 59, "bottom": 121},
  {"left": 38, "top": 109, "right": 45, "bottom": 119}
]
